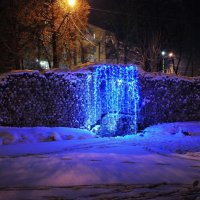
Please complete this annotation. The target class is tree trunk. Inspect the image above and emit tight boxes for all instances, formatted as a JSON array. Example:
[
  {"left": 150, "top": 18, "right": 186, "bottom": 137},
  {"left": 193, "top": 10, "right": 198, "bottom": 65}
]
[
  {"left": 184, "top": 52, "right": 193, "bottom": 76},
  {"left": 116, "top": 41, "right": 120, "bottom": 64},
  {"left": 191, "top": 61, "right": 194, "bottom": 77},
  {"left": 98, "top": 42, "right": 101, "bottom": 62},
  {"left": 81, "top": 44, "right": 85, "bottom": 63},
  {"left": 52, "top": 32, "right": 59, "bottom": 68},
  {"left": 37, "top": 35, "right": 41, "bottom": 62},
  {"left": 15, "top": 56, "right": 21, "bottom": 70},
  {"left": 73, "top": 49, "right": 77, "bottom": 66},
  {"left": 21, "top": 58, "right": 24, "bottom": 70},
  {"left": 174, "top": 46, "right": 183, "bottom": 75}
]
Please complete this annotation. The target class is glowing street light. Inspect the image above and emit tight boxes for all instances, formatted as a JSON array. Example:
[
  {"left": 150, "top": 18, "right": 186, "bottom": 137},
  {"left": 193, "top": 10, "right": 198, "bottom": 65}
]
[
  {"left": 57, "top": 0, "right": 76, "bottom": 33},
  {"left": 168, "top": 52, "right": 175, "bottom": 73},
  {"left": 169, "top": 52, "right": 173, "bottom": 58},
  {"left": 161, "top": 51, "right": 175, "bottom": 73},
  {"left": 161, "top": 51, "right": 166, "bottom": 73},
  {"left": 68, "top": 0, "right": 76, "bottom": 7},
  {"left": 161, "top": 51, "right": 166, "bottom": 56}
]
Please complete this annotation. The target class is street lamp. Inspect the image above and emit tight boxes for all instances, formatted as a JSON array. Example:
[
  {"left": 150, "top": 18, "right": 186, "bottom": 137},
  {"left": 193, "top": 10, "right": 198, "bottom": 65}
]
[
  {"left": 168, "top": 52, "right": 175, "bottom": 73},
  {"left": 169, "top": 52, "right": 173, "bottom": 58},
  {"left": 161, "top": 51, "right": 166, "bottom": 73},
  {"left": 161, "top": 51, "right": 166, "bottom": 56},
  {"left": 68, "top": 0, "right": 76, "bottom": 8},
  {"left": 57, "top": 0, "right": 76, "bottom": 32},
  {"left": 161, "top": 51, "right": 175, "bottom": 74},
  {"left": 51, "top": 0, "right": 76, "bottom": 68}
]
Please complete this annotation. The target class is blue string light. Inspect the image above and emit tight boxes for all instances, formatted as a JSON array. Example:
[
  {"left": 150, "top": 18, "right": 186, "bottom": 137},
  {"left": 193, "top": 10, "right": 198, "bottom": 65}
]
[{"left": 85, "top": 64, "right": 140, "bottom": 135}]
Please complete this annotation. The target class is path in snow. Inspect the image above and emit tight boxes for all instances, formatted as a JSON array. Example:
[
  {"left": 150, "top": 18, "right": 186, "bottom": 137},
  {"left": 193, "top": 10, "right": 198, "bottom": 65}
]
[
  {"left": 0, "top": 140, "right": 200, "bottom": 199},
  {"left": 0, "top": 122, "right": 200, "bottom": 199}
]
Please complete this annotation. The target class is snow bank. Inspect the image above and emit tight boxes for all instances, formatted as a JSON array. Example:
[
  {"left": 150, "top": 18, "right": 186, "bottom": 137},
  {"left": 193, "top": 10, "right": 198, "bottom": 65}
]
[
  {"left": 0, "top": 127, "right": 95, "bottom": 145},
  {"left": 138, "top": 121, "right": 200, "bottom": 154},
  {"left": 0, "top": 122, "right": 200, "bottom": 157}
]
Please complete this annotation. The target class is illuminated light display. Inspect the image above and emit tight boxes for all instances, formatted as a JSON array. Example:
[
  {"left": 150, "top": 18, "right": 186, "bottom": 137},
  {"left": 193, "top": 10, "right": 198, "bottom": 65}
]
[{"left": 85, "top": 64, "right": 140, "bottom": 135}]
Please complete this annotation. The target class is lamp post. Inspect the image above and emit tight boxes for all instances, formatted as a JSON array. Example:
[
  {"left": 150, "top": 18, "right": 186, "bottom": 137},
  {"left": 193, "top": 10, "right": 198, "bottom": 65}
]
[
  {"left": 161, "top": 51, "right": 176, "bottom": 74},
  {"left": 161, "top": 51, "right": 166, "bottom": 73},
  {"left": 57, "top": 0, "right": 76, "bottom": 32},
  {"left": 169, "top": 52, "right": 173, "bottom": 58},
  {"left": 169, "top": 52, "right": 175, "bottom": 73},
  {"left": 52, "top": 0, "right": 76, "bottom": 68}
]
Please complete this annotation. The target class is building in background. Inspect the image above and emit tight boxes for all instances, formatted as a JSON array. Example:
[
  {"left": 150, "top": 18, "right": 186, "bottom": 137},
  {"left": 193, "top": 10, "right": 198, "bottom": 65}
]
[
  {"left": 72, "top": 24, "right": 118, "bottom": 68},
  {"left": 25, "top": 24, "right": 117, "bottom": 70}
]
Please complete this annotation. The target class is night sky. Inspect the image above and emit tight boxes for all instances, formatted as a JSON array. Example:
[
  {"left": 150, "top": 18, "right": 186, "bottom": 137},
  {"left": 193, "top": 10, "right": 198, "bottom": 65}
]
[
  {"left": 88, "top": 0, "right": 200, "bottom": 25},
  {"left": 88, "top": 0, "right": 200, "bottom": 41}
]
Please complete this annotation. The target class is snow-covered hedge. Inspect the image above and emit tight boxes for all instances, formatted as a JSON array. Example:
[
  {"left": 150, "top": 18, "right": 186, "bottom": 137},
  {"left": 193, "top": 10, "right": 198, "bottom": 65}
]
[
  {"left": 0, "top": 67, "right": 200, "bottom": 131},
  {"left": 0, "top": 70, "right": 91, "bottom": 128},
  {"left": 139, "top": 72, "right": 200, "bottom": 128}
]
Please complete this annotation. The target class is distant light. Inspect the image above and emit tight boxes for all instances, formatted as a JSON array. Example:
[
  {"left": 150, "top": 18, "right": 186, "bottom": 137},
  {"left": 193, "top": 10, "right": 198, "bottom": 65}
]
[
  {"left": 169, "top": 52, "right": 174, "bottom": 57},
  {"left": 161, "top": 51, "right": 166, "bottom": 56},
  {"left": 39, "top": 60, "right": 49, "bottom": 70},
  {"left": 68, "top": 0, "right": 76, "bottom": 7}
]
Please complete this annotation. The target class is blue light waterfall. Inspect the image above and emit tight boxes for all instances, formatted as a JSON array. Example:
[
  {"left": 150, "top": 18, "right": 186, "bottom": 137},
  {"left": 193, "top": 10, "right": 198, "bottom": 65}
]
[{"left": 85, "top": 64, "right": 140, "bottom": 136}]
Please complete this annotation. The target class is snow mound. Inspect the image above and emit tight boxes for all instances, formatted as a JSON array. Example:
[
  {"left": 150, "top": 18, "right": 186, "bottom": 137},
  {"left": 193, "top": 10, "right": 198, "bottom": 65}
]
[
  {"left": 0, "top": 131, "right": 19, "bottom": 145},
  {"left": 141, "top": 122, "right": 200, "bottom": 154},
  {"left": 0, "top": 122, "right": 200, "bottom": 156},
  {"left": 0, "top": 127, "right": 95, "bottom": 145}
]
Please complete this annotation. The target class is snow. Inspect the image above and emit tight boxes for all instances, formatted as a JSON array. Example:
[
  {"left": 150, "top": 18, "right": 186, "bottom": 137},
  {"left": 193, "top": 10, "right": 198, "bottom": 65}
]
[
  {"left": 0, "top": 122, "right": 200, "bottom": 199},
  {"left": 45, "top": 65, "right": 93, "bottom": 76},
  {"left": 137, "top": 121, "right": 200, "bottom": 155},
  {"left": 2, "top": 65, "right": 199, "bottom": 86},
  {"left": 0, "top": 70, "right": 42, "bottom": 84},
  {"left": 0, "top": 127, "right": 95, "bottom": 145}
]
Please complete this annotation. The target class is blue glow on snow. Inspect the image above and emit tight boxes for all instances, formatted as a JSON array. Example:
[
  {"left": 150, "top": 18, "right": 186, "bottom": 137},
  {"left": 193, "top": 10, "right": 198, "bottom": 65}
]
[{"left": 85, "top": 64, "right": 140, "bottom": 134}]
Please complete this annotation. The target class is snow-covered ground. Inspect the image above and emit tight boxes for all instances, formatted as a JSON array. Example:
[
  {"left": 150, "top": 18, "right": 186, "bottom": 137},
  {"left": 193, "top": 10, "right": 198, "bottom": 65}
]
[{"left": 0, "top": 122, "right": 200, "bottom": 199}]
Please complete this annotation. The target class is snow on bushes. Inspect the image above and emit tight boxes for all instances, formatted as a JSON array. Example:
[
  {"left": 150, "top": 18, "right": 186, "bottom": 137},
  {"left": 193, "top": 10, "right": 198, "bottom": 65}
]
[{"left": 139, "top": 72, "right": 200, "bottom": 128}]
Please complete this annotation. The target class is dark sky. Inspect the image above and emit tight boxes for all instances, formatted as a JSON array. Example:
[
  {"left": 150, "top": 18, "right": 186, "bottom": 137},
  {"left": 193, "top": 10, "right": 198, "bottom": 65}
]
[
  {"left": 88, "top": 0, "right": 200, "bottom": 31},
  {"left": 88, "top": 0, "right": 200, "bottom": 51}
]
